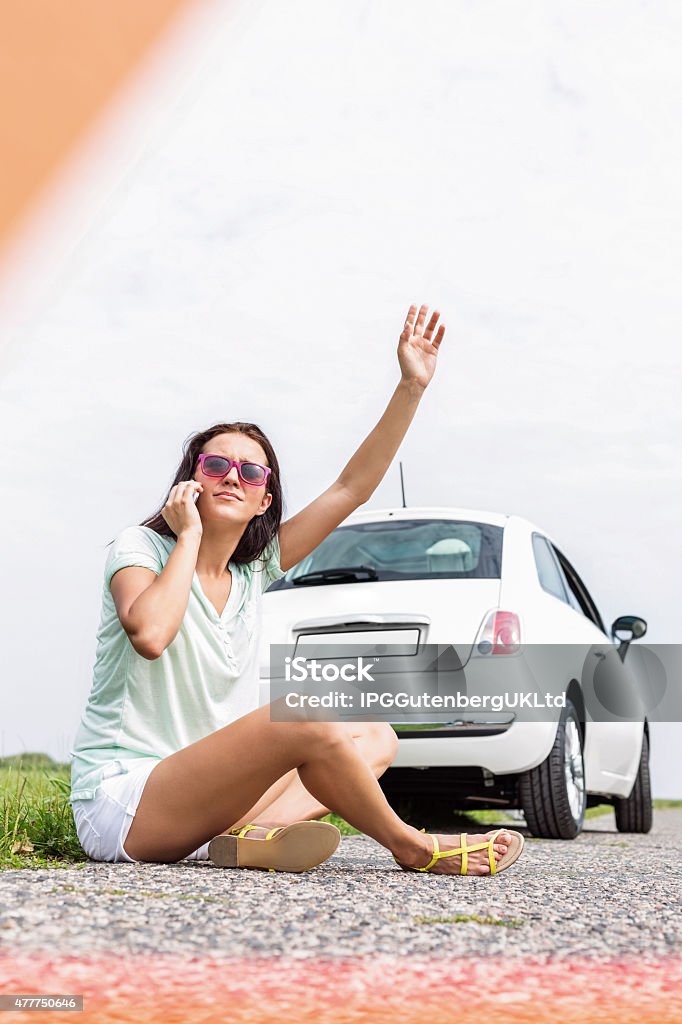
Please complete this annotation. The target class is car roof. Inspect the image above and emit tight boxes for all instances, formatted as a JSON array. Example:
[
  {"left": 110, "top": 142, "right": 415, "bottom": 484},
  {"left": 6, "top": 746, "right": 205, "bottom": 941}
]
[{"left": 341, "top": 506, "right": 511, "bottom": 528}]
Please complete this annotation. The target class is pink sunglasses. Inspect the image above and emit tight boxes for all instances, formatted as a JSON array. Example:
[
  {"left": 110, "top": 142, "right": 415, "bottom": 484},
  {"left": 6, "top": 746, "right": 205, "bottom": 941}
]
[{"left": 195, "top": 453, "right": 272, "bottom": 487}]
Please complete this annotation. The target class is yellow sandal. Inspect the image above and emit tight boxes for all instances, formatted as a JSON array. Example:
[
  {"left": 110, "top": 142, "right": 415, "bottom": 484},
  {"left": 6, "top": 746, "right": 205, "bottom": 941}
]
[
  {"left": 227, "top": 823, "right": 285, "bottom": 840},
  {"left": 208, "top": 820, "right": 341, "bottom": 873},
  {"left": 393, "top": 828, "right": 525, "bottom": 875}
]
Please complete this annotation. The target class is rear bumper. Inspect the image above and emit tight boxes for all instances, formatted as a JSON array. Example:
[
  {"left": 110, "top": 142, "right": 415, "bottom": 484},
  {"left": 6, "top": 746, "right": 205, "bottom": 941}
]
[{"left": 390, "top": 720, "right": 559, "bottom": 774}]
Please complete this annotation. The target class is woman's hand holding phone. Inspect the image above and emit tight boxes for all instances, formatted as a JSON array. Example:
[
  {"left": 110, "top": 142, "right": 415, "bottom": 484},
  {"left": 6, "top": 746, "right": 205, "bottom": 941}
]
[
  {"left": 122, "top": 480, "right": 204, "bottom": 657},
  {"left": 161, "top": 480, "right": 204, "bottom": 537}
]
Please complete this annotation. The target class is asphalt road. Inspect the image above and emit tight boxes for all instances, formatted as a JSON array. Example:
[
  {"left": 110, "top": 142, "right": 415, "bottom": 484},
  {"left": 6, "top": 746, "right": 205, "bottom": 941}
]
[{"left": 1, "top": 809, "right": 681, "bottom": 961}]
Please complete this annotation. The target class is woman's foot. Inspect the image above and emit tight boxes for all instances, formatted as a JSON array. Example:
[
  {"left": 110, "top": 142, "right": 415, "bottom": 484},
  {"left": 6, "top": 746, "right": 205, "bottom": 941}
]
[
  {"left": 208, "top": 820, "right": 340, "bottom": 872},
  {"left": 224, "top": 820, "right": 298, "bottom": 839},
  {"left": 394, "top": 829, "right": 514, "bottom": 875}
]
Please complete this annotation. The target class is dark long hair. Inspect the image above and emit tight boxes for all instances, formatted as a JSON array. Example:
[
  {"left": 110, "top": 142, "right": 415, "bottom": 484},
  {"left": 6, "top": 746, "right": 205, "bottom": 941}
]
[{"left": 108, "top": 422, "right": 285, "bottom": 567}]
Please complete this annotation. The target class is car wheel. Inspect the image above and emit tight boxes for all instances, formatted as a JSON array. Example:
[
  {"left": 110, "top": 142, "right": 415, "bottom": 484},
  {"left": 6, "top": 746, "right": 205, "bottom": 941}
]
[
  {"left": 613, "top": 729, "right": 653, "bottom": 834},
  {"left": 519, "top": 697, "right": 586, "bottom": 839}
]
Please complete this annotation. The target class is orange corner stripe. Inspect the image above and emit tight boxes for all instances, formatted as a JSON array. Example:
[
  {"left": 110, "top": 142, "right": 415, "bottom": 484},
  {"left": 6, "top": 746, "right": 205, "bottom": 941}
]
[{"left": 0, "top": 0, "right": 200, "bottom": 251}]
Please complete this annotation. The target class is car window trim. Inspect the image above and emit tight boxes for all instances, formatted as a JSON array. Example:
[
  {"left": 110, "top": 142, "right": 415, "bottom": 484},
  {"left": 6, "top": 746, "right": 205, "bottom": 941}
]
[
  {"left": 551, "top": 545, "right": 606, "bottom": 633},
  {"left": 531, "top": 532, "right": 571, "bottom": 604}
]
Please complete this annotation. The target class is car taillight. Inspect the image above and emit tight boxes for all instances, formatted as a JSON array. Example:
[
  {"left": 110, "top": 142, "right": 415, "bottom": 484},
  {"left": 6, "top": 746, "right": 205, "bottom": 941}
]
[{"left": 474, "top": 610, "right": 522, "bottom": 655}]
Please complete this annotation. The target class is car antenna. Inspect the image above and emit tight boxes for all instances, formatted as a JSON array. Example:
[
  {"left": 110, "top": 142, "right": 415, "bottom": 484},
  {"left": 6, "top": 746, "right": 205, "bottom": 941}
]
[{"left": 399, "top": 461, "right": 407, "bottom": 508}]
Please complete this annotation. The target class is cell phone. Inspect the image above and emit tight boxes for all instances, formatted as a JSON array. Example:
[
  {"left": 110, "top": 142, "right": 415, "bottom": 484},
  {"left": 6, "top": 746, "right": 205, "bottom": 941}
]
[{"left": 192, "top": 490, "right": 200, "bottom": 503}]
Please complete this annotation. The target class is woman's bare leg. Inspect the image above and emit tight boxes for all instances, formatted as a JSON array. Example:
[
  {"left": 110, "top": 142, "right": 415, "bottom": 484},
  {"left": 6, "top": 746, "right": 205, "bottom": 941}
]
[
  {"left": 123, "top": 701, "right": 512, "bottom": 874},
  {"left": 225, "top": 722, "right": 399, "bottom": 832}
]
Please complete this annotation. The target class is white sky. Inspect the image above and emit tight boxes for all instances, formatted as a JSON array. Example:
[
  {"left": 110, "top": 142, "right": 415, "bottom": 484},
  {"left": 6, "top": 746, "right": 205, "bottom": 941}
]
[{"left": 1, "top": 0, "right": 680, "bottom": 796}]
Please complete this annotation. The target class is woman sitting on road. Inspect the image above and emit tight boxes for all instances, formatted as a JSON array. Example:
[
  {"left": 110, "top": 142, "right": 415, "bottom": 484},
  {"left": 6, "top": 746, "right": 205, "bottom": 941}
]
[{"left": 69, "top": 304, "right": 525, "bottom": 876}]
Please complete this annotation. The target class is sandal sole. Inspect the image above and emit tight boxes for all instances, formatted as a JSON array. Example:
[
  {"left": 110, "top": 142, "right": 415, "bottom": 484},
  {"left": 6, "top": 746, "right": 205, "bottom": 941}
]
[
  {"left": 208, "top": 821, "right": 341, "bottom": 873},
  {"left": 493, "top": 829, "right": 525, "bottom": 873}
]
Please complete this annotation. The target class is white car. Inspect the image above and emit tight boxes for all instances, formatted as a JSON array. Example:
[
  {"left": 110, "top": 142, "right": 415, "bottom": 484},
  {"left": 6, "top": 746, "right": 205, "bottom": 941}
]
[{"left": 261, "top": 506, "right": 652, "bottom": 839}]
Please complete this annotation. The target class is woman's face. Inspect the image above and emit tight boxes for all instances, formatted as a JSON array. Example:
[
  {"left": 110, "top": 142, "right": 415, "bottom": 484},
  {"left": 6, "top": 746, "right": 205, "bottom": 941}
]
[{"left": 193, "top": 431, "right": 273, "bottom": 526}]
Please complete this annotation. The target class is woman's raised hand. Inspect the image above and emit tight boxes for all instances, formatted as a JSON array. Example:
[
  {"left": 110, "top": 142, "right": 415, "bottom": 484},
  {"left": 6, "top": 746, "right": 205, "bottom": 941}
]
[
  {"left": 161, "top": 480, "right": 204, "bottom": 537},
  {"left": 397, "top": 304, "right": 446, "bottom": 391}
]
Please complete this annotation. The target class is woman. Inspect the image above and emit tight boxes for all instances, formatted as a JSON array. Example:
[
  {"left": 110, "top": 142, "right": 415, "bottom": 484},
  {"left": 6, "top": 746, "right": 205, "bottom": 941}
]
[{"left": 69, "top": 304, "right": 525, "bottom": 875}]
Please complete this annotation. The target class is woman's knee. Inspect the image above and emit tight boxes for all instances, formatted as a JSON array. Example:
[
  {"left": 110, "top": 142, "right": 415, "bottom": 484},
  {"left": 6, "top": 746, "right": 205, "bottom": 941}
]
[
  {"left": 349, "top": 721, "right": 399, "bottom": 769},
  {"left": 308, "top": 720, "right": 351, "bottom": 751},
  {"left": 273, "top": 716, "right": 350, "bottom": 754},
  {"left": 372, "top": 722, "right": 399, "bottom": 767}
]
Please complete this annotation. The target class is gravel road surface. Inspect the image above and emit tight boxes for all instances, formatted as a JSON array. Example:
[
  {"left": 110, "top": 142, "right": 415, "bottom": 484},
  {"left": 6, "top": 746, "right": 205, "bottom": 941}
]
[{"left": 1, "top": 810, "right": 681, "bottom": 961}]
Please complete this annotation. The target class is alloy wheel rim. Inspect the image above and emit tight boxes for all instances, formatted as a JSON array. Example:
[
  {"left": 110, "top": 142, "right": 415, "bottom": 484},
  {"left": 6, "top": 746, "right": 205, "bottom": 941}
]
[{"left": 564, "top": 717, "right": 585, "bottom": 822}]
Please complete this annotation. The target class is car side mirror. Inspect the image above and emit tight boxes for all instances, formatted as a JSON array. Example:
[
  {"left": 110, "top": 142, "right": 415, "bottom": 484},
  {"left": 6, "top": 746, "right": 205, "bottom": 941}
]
[{"left": 611, "top": 614, "right": 647, "bottom": 659}]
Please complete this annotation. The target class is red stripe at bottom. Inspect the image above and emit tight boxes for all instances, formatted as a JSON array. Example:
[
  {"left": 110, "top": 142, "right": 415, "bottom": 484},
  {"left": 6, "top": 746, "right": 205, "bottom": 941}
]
[{"left": 0, "top": 953, "right": 680, "bottom": 1023}]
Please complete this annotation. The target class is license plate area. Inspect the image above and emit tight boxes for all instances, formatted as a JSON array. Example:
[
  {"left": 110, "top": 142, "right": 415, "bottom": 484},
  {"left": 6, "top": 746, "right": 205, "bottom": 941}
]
[{"left": 294, "top": 628, "right": 420, "bottom": 659}]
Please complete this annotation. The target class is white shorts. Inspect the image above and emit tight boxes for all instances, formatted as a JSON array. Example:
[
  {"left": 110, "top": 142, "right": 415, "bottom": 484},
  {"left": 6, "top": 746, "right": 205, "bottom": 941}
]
[{"left": 70, "top": 758, "right": 210, "bottom": 863}]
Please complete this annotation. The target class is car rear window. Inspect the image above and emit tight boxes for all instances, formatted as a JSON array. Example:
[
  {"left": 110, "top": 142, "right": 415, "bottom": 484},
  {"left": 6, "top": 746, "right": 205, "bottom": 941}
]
[{"left": 267, "top": 519, "right": 504, "bottom": 589}]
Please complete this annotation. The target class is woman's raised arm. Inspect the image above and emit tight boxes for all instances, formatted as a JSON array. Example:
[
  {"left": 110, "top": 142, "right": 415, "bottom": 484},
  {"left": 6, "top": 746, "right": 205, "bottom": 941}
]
[{"left": 278, "top": 303, "right": 445, "bottom": 572}]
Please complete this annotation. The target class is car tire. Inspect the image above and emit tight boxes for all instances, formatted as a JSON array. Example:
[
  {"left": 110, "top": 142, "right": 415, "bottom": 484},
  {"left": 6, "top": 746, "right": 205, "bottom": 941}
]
[
  {"left": 613, "top": 729, "right": 653, "bottom": 834},
  {"left": 519, "top": 697, "right": 586, "bottom": 839}
]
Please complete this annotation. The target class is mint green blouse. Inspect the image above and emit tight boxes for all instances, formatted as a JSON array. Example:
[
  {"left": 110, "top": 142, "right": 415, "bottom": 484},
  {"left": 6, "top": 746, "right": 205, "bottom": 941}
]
[{"left": 69, "top": 525, "right": 285, "bottom": 802}]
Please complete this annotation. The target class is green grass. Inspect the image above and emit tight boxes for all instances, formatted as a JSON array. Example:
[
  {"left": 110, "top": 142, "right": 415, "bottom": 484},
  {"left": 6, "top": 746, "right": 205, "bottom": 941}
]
[
  {"left": 414, "top": 912, "right": 525, "bottom": 928},
  {"left": 0, "top": 758, "right": 87, "bottom": 870},
  {"left": 454, "top": 809, "right": 518, "bottom": 826},
  {"left": 584, "top": 804, "right": 613, "bottom": 819},
  {"left": 320, "top": 813, "right": 360, "bottom": 836},
  {"left": 0, "top": 752, "right": 60, "bottom": 770},
  {"left": 582, "top": 800, "right": 682, "bottom": 820},
  {"left": 50, "top": 885, "right": 233, "bottom": 903}
]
